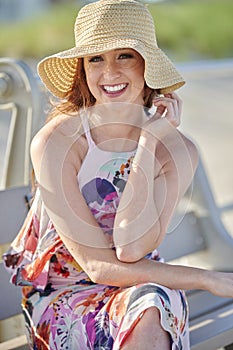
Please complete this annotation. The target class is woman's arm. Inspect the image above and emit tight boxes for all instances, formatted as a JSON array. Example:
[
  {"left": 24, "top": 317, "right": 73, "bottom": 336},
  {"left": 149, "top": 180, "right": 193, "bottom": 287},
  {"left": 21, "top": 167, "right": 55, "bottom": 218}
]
[
  {"left": 30, "top": 114, "right": 110, "bottom": 249},
  {"left": 61, "top": 236, "right": 233, "bottom": 299},
  {"left": 30, "top": 116, "right": 233, "bottom": 299},
  {"left": 114, "top": 93, "right": 199, "bottom": 261}
]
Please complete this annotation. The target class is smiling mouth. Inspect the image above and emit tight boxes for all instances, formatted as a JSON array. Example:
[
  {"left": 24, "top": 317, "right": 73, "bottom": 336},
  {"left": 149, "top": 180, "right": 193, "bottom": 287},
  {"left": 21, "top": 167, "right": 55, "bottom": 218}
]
[{"left": 102, "top": 83, "right": 128, "bottom": 94}]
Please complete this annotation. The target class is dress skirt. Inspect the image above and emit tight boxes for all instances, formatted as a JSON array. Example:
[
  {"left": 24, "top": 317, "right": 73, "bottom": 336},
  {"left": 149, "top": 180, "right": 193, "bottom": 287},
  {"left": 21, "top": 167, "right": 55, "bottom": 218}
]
[
  {"left": 22, "top": 283, "right": 189, "bottom": 350},
  {"left": 21, "top": 245, "right": 190, "bottom": 350}
]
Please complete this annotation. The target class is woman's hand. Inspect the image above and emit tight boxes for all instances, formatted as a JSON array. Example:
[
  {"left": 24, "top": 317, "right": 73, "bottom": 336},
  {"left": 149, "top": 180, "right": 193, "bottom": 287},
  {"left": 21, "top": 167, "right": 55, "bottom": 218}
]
[
  {"left": 204, "top": 270, "right": 233, "bottom": 298},
  {"left": 142, "top": 92, "right": 183, "bottom": 141},
  {"left": 153, "top": 92, "right": 182, "bottom": 126}
]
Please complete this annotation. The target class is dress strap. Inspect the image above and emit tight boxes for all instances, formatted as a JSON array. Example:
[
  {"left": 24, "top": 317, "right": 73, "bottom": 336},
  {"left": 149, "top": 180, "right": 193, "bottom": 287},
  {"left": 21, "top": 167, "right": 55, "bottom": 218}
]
[{"left": 80, "top": 111, "right": 95, "bottom": 150}]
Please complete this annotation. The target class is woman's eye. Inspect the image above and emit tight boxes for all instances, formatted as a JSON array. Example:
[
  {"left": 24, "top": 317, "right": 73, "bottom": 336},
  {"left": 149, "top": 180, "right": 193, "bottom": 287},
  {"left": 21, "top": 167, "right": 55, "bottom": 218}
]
[
  {"left": 89, "top": 56, "right": 103, "bottom": 63},
  {"left": 118, "top": 53, "right": 134, "bottom": 60}
]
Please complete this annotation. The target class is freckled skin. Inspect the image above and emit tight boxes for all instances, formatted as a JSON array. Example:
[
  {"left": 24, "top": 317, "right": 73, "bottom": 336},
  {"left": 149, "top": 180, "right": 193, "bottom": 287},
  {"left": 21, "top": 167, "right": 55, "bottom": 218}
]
[{"left": 83, "top": 48, "right": 145, "bottom": 105}]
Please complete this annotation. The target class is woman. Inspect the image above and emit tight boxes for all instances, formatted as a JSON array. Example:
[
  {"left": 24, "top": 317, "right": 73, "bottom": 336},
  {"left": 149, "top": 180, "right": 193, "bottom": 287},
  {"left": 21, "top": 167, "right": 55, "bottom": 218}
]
[{"left": 4, "top": 0, "right": 233, "bottom": 349}]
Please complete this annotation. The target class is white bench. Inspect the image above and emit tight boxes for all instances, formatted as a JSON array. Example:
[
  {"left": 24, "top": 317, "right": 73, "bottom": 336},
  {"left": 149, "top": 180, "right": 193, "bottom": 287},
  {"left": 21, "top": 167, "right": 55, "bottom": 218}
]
[
  {"left": 0, "top": 57, "right": 44, "bottom": 349},
  {"left": 0, "top": 59, "right": 233, "bottom": 349},
  {"left": 159, "top": 155, "right": 233, "bottom": 350},
  {"left": 0, "top": 186, "right": 29, "bottom": 349}
]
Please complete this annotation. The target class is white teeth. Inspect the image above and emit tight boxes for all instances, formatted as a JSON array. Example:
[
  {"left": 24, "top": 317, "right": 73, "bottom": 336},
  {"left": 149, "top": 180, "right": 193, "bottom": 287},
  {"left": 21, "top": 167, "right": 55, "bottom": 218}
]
[{"left": 103, "top": 84, "right": 127, "bottom": 92}]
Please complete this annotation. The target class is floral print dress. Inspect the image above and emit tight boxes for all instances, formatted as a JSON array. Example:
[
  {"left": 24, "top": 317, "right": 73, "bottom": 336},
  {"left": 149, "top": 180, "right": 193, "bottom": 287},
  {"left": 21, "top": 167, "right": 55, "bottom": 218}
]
[{"left": 3, "top": 113, "right": 190, "bottom": 349}]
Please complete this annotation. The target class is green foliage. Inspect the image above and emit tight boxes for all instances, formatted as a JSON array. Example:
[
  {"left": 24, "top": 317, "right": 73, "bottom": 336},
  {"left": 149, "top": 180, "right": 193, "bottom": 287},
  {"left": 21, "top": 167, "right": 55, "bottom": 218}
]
[
  {"left": 149, "top": 0, "right": 233, "bottom": 61},
  {"left": 1, "top": 0, "right": 233, "bottom": 61},
  {"left": 0, "top": 3, "right": 79, "bottom": 59}
]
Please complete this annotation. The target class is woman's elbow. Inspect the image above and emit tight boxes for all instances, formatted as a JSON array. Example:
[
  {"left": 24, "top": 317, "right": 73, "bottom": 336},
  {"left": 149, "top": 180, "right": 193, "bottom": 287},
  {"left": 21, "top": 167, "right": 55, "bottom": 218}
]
[
  {"left": 87, "top": 266, "right": 121, "bottom": 286},
  {"left": 116, "top": 244, "right": 144, "bottom": 263},
  {"left": 88, "top": 271, "right": 102, "bottom": 284},
  {"left": 84, "top": 262, "right": 106, "bottom": 284},
  {"left": 85, "top": 262, "right": 117, "bottom": 285},
  {"left": 116, "top": 225, "right": 161, "bottom": 262}
]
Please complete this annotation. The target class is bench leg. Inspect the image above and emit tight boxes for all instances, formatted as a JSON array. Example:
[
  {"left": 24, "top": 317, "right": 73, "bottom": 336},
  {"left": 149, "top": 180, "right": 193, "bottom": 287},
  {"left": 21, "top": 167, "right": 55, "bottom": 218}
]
[{"left": 225, "top": 345, "right": 233, "bottom": 350}]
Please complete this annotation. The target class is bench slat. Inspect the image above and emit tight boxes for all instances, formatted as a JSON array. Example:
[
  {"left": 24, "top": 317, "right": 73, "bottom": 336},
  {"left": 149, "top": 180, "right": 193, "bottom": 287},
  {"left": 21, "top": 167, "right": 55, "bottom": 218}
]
[
  {"left": 190, "top": 303, "right": 233, "bottom": 350},
  {"left": 0, "top": 335, "right": 28, "bottom": 350},
  {"left": 158, "top": 212, "right": 206, "bottom": 261},
  {"left": 0, "top": 186, "right": 29, "bottom": 245},
  {"left": 188, "top": 290, "right": 233, "bottom": 320},
  {"left": 0, "top": 263, "right": 22, "bottom": 320}
]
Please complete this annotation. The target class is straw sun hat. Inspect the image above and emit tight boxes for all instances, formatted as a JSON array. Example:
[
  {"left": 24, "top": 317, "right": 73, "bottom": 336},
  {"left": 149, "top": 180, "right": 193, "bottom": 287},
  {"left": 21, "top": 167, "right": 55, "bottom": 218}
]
[{"left": 37, "top": 0, "right": 185, "bottom": 98}]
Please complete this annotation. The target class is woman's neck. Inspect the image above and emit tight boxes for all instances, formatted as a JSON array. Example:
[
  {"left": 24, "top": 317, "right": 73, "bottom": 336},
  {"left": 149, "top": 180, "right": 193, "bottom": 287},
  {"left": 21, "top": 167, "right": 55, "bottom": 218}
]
[{"left": 87, "top": 102, "right": 148, "bottom": 152}]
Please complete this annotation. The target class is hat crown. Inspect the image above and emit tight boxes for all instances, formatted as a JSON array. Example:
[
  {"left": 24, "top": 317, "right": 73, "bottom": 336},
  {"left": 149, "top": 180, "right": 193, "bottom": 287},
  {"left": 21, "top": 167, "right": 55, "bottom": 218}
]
[
  {"left": 37, "top": 0, "right": 185, "bottom": 99},
  {"left": 74, "top": 0, "right": 157, "bottom": 49}
]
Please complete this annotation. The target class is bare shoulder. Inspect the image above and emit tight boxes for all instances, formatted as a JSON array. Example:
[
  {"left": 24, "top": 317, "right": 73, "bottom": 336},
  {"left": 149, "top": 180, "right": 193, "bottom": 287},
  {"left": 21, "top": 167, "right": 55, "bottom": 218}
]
[
  {"left": 178, "top": 131, "right": 199, "bottom": 167},
  {"left": 30, "top": 114, "right": 87, "bottom": 173},
  {"left": 156, "top": 130, "right": 199, "bottom": 171},
  {"left": 31, "top": 113, "right": 83, "bottom": 149}
]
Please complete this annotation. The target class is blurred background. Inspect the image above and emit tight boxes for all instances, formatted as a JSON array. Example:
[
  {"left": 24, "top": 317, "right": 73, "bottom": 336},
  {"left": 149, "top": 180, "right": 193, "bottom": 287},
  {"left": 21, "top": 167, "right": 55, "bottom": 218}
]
[
  {"left": 0, "top": 0, "right": 233, "bottom": 345},
  {"left": 1, "top": 0, "right": 233, "bottom": 61}
]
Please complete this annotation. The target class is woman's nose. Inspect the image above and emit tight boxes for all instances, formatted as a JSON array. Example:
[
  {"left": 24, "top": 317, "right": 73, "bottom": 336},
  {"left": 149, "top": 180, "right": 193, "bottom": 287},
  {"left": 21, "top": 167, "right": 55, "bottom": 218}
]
[{"left": 103, "top": 60, "right": 121, "bottom": 79}]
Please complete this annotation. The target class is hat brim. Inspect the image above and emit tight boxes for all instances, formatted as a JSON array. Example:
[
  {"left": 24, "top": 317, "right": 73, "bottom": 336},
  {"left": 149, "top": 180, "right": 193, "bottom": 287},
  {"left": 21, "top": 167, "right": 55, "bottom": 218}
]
[{"left": 37, "top": 39, "right": 185, "bottom": 98}]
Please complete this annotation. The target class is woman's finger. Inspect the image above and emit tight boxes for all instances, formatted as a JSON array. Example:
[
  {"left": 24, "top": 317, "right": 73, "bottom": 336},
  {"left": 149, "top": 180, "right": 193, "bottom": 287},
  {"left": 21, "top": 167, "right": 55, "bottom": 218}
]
[
  {"left": 165, "top": 92, "right": 183, "bottom": 119},
  {"left": 153, "top": 98, "right": 180, "bottom": 127}
]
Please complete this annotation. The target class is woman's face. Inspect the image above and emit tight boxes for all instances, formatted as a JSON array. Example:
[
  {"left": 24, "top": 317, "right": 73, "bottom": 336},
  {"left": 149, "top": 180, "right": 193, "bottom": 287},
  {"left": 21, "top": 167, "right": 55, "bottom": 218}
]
[{"left": 83, "top": 48, "right": 145, "bottom": 105}]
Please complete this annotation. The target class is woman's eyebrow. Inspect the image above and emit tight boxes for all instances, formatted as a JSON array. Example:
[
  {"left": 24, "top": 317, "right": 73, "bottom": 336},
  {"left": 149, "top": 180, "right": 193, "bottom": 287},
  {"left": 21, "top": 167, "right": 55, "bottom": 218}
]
[{"left": 114, "top": 48, "right": 133, "bottom": 52}]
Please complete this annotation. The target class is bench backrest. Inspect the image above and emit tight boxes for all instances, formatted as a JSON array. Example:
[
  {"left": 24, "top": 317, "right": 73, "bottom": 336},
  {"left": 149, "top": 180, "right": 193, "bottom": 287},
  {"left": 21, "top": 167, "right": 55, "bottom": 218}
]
[
  {"left": 0, "top": 58, "right": 45, "bottom": 320},
  {"left": 159, "top": 155, "right": 233, "bottom": 270},
  {"left": 0, "top": 185, "right": 30, "bottom": 320},
  {"left": 0, "top": 58, "right": 45, "bottom": 189}
]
